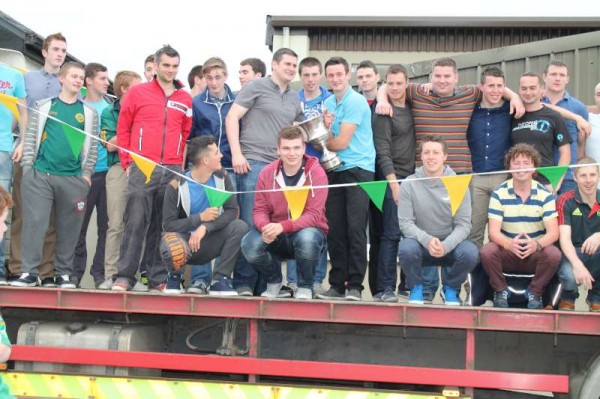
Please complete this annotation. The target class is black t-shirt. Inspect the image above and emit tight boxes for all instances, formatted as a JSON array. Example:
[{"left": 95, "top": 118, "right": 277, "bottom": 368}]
[
  {"left": 510, "top": 106, "right": 571, "bottom": 167},
  {"left": 282, "top": 159, "right": 306, "bottom": 186}
]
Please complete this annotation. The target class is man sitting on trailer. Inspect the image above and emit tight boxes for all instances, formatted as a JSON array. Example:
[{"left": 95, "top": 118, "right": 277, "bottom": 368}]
[
  {"left": 241, "top": 125, "right": 328, "bottom": 300},
  {"left": 160, "top": 136, "right": 248, "bottom": 296},
  {"left": 480, "top": 144, "right": 561, "bottom": 309},
  {"left": 557, "top": 157, "right": 600, "bottom": 312}
]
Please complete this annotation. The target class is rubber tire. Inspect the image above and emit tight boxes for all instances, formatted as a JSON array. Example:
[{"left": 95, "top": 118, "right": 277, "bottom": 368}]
[{"left": 579, "top": 352, "right": 600, "bottom": 399}]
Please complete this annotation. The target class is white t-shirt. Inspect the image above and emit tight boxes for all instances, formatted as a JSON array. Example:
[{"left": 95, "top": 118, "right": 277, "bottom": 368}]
[{"left": 585, "top": 113, "right": 600, "bottom": 188}]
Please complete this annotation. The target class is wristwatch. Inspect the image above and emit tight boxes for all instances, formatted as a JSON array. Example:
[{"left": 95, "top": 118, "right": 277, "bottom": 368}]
[{"left": 536, "top": 241, "right": 543, "bottom": 252}]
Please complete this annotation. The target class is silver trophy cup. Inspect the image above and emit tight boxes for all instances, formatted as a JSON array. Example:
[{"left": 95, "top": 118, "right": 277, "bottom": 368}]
[{"left": 296, "top": 114, "right": 343, "bottom": 172}]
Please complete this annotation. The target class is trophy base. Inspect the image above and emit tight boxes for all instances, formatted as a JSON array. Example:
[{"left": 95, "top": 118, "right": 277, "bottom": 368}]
[{"left": 321, "top": 155, "right": 343, "bottom": 172}]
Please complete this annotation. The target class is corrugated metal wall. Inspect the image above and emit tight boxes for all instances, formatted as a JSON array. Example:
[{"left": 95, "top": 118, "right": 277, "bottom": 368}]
[
  {"left": 310, "top": 27, "right": 596, "bottom": 53},
  {"left": 400, "top": 31, "right": 600, "bottom": 104}
]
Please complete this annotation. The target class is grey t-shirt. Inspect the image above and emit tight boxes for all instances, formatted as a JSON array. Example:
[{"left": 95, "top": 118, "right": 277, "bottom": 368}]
[
  {"left": 235, "top": 77, "right": 303, "bottom": 163},
  {"left": 24, "top": 69, "right": 61, "bottom": 113}
]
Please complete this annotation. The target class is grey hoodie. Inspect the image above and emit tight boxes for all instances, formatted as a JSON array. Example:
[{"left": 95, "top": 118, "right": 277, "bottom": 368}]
[{"left": 398, "top": 165, "right": 472, "bottom": 254}]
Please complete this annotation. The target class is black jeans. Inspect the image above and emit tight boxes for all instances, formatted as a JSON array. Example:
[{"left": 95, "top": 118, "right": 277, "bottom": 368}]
[{"left": 326, "top": 167, "right": 374, "bottom": 292}]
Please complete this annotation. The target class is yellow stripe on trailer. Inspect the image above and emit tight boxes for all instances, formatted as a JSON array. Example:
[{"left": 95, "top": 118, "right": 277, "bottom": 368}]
[{"left": 3, "top": 372, "right": 469, "bottom": 399}]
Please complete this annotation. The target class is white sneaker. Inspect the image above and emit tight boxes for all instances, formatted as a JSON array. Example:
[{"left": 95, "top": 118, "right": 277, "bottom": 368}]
[
  {"left": 296, "top": 287, "right": 313, "bottom": 299},
  {"left": 97, "top": 278, "right": 113, "bottom": 290},
  {"left": 261, "top": 282, "right": 283, "bottom": 298},
  {"left": 132, "top": 281, "right": 149, "bottom": 292}
]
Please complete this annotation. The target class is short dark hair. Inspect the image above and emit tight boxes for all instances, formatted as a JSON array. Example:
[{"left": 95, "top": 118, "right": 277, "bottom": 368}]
[
  {"left": 42, "top": 33, "right": 66, "bottom": 51},
  {"left": 432, "top": 57, "right": 457, "bottom": 73},
  {"left": 188, "top": 136, "right": 216, "bottom": 165},
  {"left": 480, "top": 67, "right": 505, "bottom": 85},
  {"left": 299, "top": 57, "right": 323, "bottom": 75},
  {"left": 386, "top": 64, "right": 408, "bottom": 80},
  {"left": 324, "top": 57, "right": 350, "bottom": 74},
  {"left": 60, "top": 61, "right": 84, "bottom": 77},
  {"left": 272, "top": 48, "right": 297, "bottom": 63},
  {"left": 504, "top": 143, "right": 542, "bottom": 169},
  {"left": 144, "top": 54, "right": 155, "bottom": 65},
  {"left": 240, "top": 58, "right": 266, "bottom": 77},
  {"left": 544, "top": 60, "right": 569, "bottom": 75},
  {"left": 420, "top": 135, "right": 448, "bottom": 154},
  {"left": 84, "top": 62, "right": 107, "bottom": 84},
  {"left": 278, "top": 125, "right": 305, "bottom": 145},
  {"left": 154, "top": 45, "right": 180, "bottom": 64},
  {"left": 520, "top": 72, "right": 544, "bottom": 88},
  {"left": 187, "top": 65, "right": 203, "bottom": 89},
  {"left": 357, "top": 60, "right": 378, "bottom": 74}
]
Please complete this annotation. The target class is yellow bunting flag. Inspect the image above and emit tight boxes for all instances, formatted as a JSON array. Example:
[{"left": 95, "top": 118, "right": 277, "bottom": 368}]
[
  {"left": 131, "top": 153, "right": 156, "bottom": 184},
  {"left": 0, "top": 93, "right": 20, "bottom": 120},
  {"left": 283, "top": 187, "right": 310, "bottom": 221},
  {"left": 440, "top": 174, "right": 473, "bottom": 216}
]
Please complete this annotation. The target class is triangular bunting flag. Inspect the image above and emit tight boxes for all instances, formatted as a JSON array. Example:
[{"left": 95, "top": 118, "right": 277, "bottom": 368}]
[
  {"left": 61, "top": 124, "right": 86, "bottom": 158},
  {"left": 358, "top": 181, "right": 388, "bottom": 212},
  {"left": 537, "top": 165, "right": 569, "bottom": 192},
  {"left": 0, "top": 93, "right": 20, "bottom": 120},
  {"left": 80, "top": 87, "right": 88, "bottom": 98},
  {"left": 283, "top": 187, "right": 310, "bottom": 221},
  {"left": 205, "top": 186, "right": 232, "bottom": 208},
  {"left": 131, "top": 153, "right": 156, "bottom": 184},
  {"left": 440, "top": 174, "right": 473, "bottom": 216}
]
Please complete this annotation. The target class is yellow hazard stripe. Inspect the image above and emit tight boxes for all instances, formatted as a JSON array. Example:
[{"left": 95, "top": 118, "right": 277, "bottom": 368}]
[{"left": 3, "top": 372, "right": 468, "bottom": 399}]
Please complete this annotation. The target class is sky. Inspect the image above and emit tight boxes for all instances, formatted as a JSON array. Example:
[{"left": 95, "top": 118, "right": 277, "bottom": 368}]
[{"left": 3, "top": 1, "right": 600, "bottom": 92}]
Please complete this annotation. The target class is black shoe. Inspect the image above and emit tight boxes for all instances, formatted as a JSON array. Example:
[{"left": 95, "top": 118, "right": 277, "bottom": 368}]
[
  {"left": 526, "top": 289, "right": 543, "bottom": 310},
  {"left": 41, "top": 277, "right": 56, "bottom": 288},
  {"left": 493, "top": 289, "right": 510, "bottom": 308},
  {"left": 55, "top": 275, "right": 76, "bottom": 289},
  {"left": 10, "top": 273, "right": 39, "bottom": 287}
]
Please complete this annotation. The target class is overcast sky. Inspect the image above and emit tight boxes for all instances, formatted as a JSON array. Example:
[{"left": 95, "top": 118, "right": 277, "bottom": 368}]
[{"left": 3, "top": 1, "right": 600, "bottom": 91}]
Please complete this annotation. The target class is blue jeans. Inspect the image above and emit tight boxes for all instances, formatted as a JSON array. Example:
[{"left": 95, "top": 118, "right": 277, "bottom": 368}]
[
  {"left": 557, "top": 248, "right": 600, "bottom": 302},
  {"left": 242, "top": 227, "right": 326, "bottom": 289},
  {"left": 286, "top": 249, "right": 327, "bottom": 285},
  {"left": 0, "top": 151, "right": 11, "bottom": 276},
  {"left": 398, "top": 238, "right": 479, "bottom": 291},
  {"left": 233, "top": 160, "right": 269, "bottom": 293},
  {"left": 190, "top": 263, "right": 212, "bottom": 284}
]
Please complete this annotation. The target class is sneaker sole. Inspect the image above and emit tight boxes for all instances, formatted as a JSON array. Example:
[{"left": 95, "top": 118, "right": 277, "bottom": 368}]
[
  {"left": 187, "top": 289, "right": 208, "bottom": 295},
  {"left": 209, "top": 291, "right": 238, "bottom": 297},
  {"left": 316, "top": 295, "right": 345, "bottom": 300},
  {"left": 163, "top": 289, "right": 182, "bottom": 295},
  {"left": 383, "top": 297, "right": 399, "bottom": 303},
  {"left": 10, "top": 282, "right": 37, "bottom": 287},
  {"left": 409, "top": 299, "right": 424, "bottom": 305},
  {"left": 345, "top": 296, "right": 361, "bottom": 301},
  {"left": 57, "top": 284, "right": 76, "bottom": 289},
  {"left": 111, "top": 286, "right": 129, "bottom": 292},
  {"left": 295, "top": 295, "right": 312, "bottom": 300},
  {"left": 444, "top": 301, "right": 461, "bottom": 306}
]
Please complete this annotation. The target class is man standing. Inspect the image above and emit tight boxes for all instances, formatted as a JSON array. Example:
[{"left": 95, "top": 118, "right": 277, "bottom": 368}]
[
  {"left": 187, "top": 65, "right": 206, "bottom": 98},
  {"left": 242, "top": 126, "right": 328, "bottom": 299},
  {"left": 10, "top": 32, "right": 67, "bottom": 286},
  {"left": 143, "top": 54, "right": 155, "bottom": 82},
  {"left": 542, "top": 60, "right": 590, "bottom": 194},
  {"left": 356, "top": 60, "right": 380, "bottom": 111},
  {"left": 12, "top": 62, "right": 98, "bottom": 288},
  {"left": 556, "top": 157, "right": 600, "bottom": 312},
  {"left": 316, "top": 56, "right": 375, "bottom": 301},
  {"left": 97, "top": 71, "right": 142, "bottom": 290},
  {"left": 398, "top": 135, "right": 478, "bottom": 306},
  {"left": 225, "top": 48, "right": 304, "bottom": 295},
  {"left": 239, "top": 58, "right": 266, "bottom": 88},
  {"left": 511, "top": 72, "right": 571, "bottom": 190},
  {"left": 0, "top": 62, "right": 26, "bottom": 284},
  {"left": 372, "top": 64, "right": 415, "bottom": 302},
  {"left": 161, "top": 136, "right": 247, "bottom": 296},
  {"left": 73, "top": 63, "right": 111, "bottom": 287},
  {"left": 112, "top": 45, "right": 192, "bottom": 292},
  {"left": 480, "top": 144, "right": 561, "bottom": 309}
]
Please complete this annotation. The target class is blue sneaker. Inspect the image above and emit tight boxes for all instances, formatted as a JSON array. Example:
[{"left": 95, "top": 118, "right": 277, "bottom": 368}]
[
  {"left": 209, "top": 276, "right": 237, "bottom": 297},
  {"left": 163, "top": 273, "right": 182, "bottom": 295},
  {"left": 525, "top": 289, "right": 543, "bottom": 310},
  {"left": 442, "top": 285, "right": 461, "bottom": 306},
  {"left": 409, "top": 283, "right": 424, "bottom": 305},
  {"left": 493, "top": 288, "right": 510, "bottom": 308},
  {"left": 372, "top": 292, "right": 383, "bottom": 302}
]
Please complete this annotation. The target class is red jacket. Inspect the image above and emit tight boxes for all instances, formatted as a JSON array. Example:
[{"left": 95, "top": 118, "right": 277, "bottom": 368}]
[
  {"left": 253, "top": 155, "right": 329, "bottom": 235},
  {"left": 117, "top": 79, "right": 192, "bottom": 169}
]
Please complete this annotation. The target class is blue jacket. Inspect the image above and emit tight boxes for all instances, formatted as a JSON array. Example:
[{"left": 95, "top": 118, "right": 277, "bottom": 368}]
[{"left": 189, "top": 84, "right": 237, "bottom": 168}]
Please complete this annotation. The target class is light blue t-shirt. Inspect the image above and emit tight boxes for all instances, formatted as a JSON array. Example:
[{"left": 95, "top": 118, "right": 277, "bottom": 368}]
[
  {"left": 85, "top": 98, "right": 110, "bottom": 172},
  {"left": 187, "top": 171, "right": 215, "bottom": 217},
  {"left": 324, "top": 87, "right": 375, "bottom": 172},
  {"left": 0, "top": 64, "right": 26, "bottom": 152}
]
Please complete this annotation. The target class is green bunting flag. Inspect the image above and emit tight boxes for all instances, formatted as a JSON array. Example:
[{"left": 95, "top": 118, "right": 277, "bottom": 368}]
[
  {"left": 80, "top": 87, "right": 88, "bottom": 97},
  {"left": 205, "top": 186, "right": 232, "bottom": 208},
  {"left": 358, "top": 181, "right": 388, "bottom": 212},
  {"left": 61, "top": 124, "right": 86, "bottom": 158},
  {"left": 537, "top": 165, "right": 569, "bottom": 192}
]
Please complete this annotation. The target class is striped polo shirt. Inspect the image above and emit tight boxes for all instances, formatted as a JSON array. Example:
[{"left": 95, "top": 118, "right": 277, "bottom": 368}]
[
  {"left": 488, "top": 178, "right": 557, "bottom": 239},
  {"left": 407, "top": 84, "right": 481, "bottom": 174}
]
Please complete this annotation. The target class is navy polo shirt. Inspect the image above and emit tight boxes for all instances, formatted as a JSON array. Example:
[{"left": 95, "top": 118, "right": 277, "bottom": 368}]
[{"left": 467, "top": 101, "right": 512, "bottom": 173}]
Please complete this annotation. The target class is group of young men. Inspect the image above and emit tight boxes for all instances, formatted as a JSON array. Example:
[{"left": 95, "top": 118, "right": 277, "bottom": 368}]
[{"left": 1, "top": 32, "right": 599, "bottom": 312}]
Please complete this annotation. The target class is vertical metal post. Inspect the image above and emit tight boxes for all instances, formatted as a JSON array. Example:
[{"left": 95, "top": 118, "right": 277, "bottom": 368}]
[
  {"left": 248, "top": 318, "right": 259, "bottom": 383},
  {"left": 465, "top": 329, "right": 475, "bottom": 398}
]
